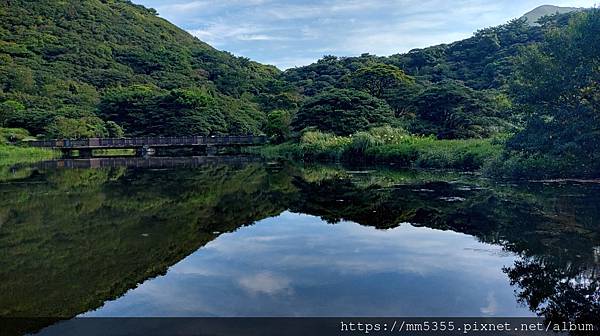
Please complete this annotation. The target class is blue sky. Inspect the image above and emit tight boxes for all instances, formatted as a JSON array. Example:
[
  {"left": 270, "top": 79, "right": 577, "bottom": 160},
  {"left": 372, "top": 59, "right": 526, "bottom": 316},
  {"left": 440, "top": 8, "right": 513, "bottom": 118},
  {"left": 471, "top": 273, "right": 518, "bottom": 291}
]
[{"left": 134, "top": 0, "right": 595, "bottom": 69}]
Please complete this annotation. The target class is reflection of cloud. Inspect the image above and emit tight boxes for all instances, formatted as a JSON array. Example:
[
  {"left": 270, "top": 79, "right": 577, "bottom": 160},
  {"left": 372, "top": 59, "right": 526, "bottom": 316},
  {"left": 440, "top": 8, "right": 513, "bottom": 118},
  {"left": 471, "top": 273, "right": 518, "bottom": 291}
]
[
  {"left": 481, "top": 292, "right": 498, "bottom": 315},
  {"left": 238, "top": 272, "right": 292, "bottom": 295},
  {"left": 86, "top": 212, "right": 532, "bottom": 317},
  {"left": 204, "top": 214, "right": 511, "bottom": 279}
]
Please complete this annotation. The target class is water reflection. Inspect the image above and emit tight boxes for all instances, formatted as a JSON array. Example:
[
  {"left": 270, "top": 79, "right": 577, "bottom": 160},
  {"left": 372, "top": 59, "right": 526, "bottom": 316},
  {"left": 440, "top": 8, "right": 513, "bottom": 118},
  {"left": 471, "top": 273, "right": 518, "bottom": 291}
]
[
  {"left": 84, "top": 213, "right": 529, "bottom": 317},
  {"left": 0, "top": 158, "right": 599, "bottom": 334}
]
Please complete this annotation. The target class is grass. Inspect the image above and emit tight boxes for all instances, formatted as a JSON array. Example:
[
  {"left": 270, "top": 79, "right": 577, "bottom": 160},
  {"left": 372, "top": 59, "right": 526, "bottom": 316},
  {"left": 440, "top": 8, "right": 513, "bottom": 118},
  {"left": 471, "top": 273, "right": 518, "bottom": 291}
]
[
  {"left": 0, "top": 145, "right": 59, "bottom": 166},
  {"left": 256, "top": 126, "right": 503, "bottom": 171},
  {"left": 0, "top": 128, "right": 59, "bottom": 166},
  {"left": 93, "top": 148, "right": 136, "bottom": 156}
]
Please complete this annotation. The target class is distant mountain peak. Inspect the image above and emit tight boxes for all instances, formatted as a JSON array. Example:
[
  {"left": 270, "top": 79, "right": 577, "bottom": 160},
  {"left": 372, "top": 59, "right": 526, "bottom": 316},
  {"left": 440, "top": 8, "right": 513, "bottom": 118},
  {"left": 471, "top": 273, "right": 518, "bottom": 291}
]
[{"left": 521, "top": 5, "right": 582, "bottom": 25}]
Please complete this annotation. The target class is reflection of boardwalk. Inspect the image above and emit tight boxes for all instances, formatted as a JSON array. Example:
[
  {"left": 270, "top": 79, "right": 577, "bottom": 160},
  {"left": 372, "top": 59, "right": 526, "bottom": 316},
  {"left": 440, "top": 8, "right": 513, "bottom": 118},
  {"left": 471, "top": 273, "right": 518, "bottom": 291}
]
[{"left": 33, "top": 156, "right": 264, "bottom": 169}]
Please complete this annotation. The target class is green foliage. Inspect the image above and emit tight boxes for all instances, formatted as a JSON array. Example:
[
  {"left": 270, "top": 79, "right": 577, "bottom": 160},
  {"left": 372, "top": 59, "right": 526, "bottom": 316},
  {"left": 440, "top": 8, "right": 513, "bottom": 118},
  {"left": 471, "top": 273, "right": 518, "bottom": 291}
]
[
  {"left": 0, "top": 0, "right": 280, "bottom": 136},
  {"left": 0, "top": 100, "right": 25, "bottom": 126},
  {"left": 0, "top": 145, "right": 58, "bottom": 166},
  {"left": 265, "top": 110, "right": 293, "bottom": 143},
  {"left": 348, "top": 63, "right": 414, "bottom": 98},
  {"left": 260, "top": 127, "right": 500, "bottom": 170},
  {"left": 505, "top": 9, "right": 600, "bottom": 177},
  {"left": 297, "top": 130, "right": 352, "bottom": 160},
  {"left": 483, "top": 152, "right": 570, "bottom": 179},
  {"left": 345, "top": 126, "right": 409, "bottom": 155},
  {"left": 0, "top": 128, "right": 58, "bottom": 165},
  {"left": 98, "top": 84, "right": 164, "bottom": 135},
  {"left": 98, "top": 85, "right": 263, "bottom": 136},
  {"left": 388, "top": 18, "right": 545, "bottom": 90},
  {"left": 409, "top": 80, "right": 512, "bottom": 139},
  {"left": 0, "top": 127, "right": 32, "bottom": 144},
  {"left": 292, "top": 88, "right": 394, "bottom": 136},
  {"left": 44, "top": 116, "right": 110, "bottom": 139},
  {"left": 367, "top": 137, "right": 500, "bottom": 169},
  {"left": 105, "top": 121, "right": 124, "bottom": 138}
]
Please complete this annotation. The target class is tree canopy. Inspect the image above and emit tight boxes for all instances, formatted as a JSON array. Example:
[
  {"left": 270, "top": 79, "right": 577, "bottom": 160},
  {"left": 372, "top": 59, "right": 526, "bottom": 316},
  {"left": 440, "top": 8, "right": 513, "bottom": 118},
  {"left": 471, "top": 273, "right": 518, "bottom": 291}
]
[
  {"left": 506, "top": 9, "right": 600, "bottom": 174},
  {"left": 410, "top": 80, "right": 511, "bottom": 139},
  {"left": 348, "top": 64, "right": 414, "bottom": 98},
  {"left": 292, "top": 88, "right": 394, "bottom": 136}
]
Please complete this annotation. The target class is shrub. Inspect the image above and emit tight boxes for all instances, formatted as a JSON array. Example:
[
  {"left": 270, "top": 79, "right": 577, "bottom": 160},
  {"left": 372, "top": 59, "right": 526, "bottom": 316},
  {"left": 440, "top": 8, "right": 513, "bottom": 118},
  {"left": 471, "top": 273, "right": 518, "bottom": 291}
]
[
  {"left": 299, "top": 131, "right": 352, "bottom": 160},
  {"left": 0, "top": 127, "right": 31, "bottom": 144},
  {"left": 260, "top": 126, "right": 501, "bottom": 170},
  {"left": 484, "top": 152, "right": 573, "bottom": 179}
]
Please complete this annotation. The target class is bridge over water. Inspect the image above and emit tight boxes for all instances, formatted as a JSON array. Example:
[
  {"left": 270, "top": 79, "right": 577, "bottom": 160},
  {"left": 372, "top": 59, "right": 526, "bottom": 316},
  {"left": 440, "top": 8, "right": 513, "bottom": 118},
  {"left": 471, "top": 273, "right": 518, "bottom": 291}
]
[{"left": 27, "top": 135, "right": 268, "bottom": 157}]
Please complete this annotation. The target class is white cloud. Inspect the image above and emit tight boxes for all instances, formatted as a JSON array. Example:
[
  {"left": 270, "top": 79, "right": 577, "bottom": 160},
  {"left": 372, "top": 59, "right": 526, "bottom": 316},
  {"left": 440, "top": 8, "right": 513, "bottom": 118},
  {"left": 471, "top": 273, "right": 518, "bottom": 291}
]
[
  {"left": 160, "top": 1, "right": 209, "bottom": 13},
  {"left": 238, "top": 272, "right": 293, "bottom": 295},
  {"left": 135, "top": 0, "right": 596, "bottom": 69}
]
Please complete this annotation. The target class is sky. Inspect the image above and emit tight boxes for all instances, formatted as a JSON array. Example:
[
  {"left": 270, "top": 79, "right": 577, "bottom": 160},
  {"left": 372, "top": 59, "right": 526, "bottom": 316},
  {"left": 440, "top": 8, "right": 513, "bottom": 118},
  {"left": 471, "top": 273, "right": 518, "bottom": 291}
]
[{"left": 134, "top": 0, "right": 596, "bottom": 69}]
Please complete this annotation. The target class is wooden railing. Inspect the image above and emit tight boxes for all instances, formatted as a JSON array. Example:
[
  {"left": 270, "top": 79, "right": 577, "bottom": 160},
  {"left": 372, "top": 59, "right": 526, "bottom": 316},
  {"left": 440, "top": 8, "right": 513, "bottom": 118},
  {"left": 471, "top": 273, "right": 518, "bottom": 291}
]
[{"left": 27, "top": 135, "right": 268, "bottom": 149}]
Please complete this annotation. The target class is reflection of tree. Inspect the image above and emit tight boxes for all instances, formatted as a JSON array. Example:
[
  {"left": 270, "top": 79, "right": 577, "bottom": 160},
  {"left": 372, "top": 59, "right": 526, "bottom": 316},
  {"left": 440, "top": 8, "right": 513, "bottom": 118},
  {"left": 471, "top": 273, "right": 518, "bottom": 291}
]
[
  {"left": 505, "top": 255, "right": 600, "bottom": 334},
  {"left": 2, "top": 162, "right": 600, "bottom": 335},
  {"left": 0, "top": 163, "right": 296, "bottom": 334},
  {"left": 292, "top": 167, "right": 600, "bottom": 333}
]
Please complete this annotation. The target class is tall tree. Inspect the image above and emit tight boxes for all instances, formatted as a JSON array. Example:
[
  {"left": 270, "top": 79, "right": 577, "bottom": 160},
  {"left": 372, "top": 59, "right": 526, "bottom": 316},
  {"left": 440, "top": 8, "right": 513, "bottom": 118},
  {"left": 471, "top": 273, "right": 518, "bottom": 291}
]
[
  {"left": 507, "top": 9, "right": 600, "bottom": 173},
  {"left": 292, "top": 88, "right": 394, "bottom": 136},
  {"left": 348, "top": 63, "right": 414, "bottom": 98}
]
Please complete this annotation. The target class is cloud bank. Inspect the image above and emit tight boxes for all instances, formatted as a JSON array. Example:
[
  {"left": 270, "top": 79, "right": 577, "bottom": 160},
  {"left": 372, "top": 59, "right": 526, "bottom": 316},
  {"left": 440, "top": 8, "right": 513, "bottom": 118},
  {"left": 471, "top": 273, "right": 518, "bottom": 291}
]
[{"left": 135, "top": 0, "right": 594, "bottom": 69}]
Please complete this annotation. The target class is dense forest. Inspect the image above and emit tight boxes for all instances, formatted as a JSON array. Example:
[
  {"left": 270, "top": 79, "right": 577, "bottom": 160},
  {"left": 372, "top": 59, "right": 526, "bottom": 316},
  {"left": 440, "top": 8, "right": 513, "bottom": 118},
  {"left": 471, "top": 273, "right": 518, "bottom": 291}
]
[
  {"left": 0, "top": 0, "right": 280, "bottom": 137},
  {"left": 0, "top": 1, "right": 598, "bottom": 177}
]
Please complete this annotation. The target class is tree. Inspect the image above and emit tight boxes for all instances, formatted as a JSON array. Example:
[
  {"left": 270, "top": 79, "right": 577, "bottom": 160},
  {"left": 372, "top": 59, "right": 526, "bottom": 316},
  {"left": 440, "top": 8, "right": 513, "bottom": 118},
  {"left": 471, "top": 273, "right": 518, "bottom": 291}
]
[
  {"left": 0, "top": 100, "right": 25, "bottom": 127},
  {"left": 105, "top": 121, "right": 124, "bottom": 138},
  {"left": 292, "top": 88, "right": 394, "bottom": 136},
  {"left": 265, "top": 110, "right": 292, "bottom": 143},
  {"left": 410, "top": 80, "right": 502, "bottom": 139},
  {"left": 99, "top": 85, "right": 265, "bottom": 136},
  {"left": 44, "top": 116, "right": 109, "bottom": 139},
  {"left": 164, "top": 88, "right": 234, "bottom": 136},
  {"left": 348, "top": 63, "right": 414, "bottom": 98},
  {"left": 507, "top": 9, "right": 600, "bottom": 174},
  {"left": 99, "top": 85, "right": 167, "bottom": 136},
  {"left": 1, "top": 66, "right": 35, "bottom": 93}
]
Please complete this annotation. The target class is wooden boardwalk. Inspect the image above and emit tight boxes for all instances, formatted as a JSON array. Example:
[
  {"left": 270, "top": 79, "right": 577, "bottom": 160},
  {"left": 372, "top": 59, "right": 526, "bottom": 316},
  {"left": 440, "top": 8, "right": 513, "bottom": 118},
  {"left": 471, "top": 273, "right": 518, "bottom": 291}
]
[{"left": 27, "top": 135, "right": 268, "bottom": 149}]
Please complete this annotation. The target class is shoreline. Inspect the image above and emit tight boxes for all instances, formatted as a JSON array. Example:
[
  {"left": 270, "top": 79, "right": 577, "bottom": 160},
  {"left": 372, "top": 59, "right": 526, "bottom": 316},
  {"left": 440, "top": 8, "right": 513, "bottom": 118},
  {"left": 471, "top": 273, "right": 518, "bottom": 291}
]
[{"left": 0, "top": 145, "right": 59, "bottom": 166}]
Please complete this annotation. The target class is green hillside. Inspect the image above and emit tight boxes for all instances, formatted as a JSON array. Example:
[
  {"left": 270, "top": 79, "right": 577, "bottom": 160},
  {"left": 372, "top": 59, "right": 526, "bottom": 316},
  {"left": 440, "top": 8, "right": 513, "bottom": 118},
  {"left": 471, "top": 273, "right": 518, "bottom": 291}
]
[
  {"left": 278, "top": 17, "right": 549, "bottom": 139},
  {"left": 1, "top": 1, "right": 599, "bottom": 178},
  {"left": 0, "top": 0, "right": 279, "bottom": 137}
]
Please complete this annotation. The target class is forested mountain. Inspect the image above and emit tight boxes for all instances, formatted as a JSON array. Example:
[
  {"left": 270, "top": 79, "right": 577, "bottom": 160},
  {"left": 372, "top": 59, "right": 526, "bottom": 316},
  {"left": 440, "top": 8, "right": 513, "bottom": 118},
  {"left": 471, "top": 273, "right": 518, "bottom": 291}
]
[
  {"left": 0, "top": 0, "right": 280, "bottom": 136},
  {"left": 0, "top": 0, "right": 597, "bottom": 177},
  {"left": 282, "top": 17, "right": 544, "bottom": 94},
  {"left": 279, "top": 17, "right": 550, "bottom": 139},
  {"left": 279, "top": 10, "right": 596, "bottom": 141}
]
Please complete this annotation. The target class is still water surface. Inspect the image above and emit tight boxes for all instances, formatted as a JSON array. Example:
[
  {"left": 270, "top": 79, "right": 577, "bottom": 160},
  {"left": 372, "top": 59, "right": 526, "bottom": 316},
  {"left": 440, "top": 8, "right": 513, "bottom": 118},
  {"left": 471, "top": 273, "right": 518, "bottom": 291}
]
[
  {"left": 85, "top": 213, "right": 526, "bottom": 317},
  {"left": 0, "top": 157, "right": 598, "bottom": 332}
]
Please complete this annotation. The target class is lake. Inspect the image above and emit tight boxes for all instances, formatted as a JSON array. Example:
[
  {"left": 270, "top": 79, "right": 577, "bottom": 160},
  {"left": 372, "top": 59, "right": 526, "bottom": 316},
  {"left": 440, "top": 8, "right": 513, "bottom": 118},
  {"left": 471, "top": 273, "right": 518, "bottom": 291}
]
[{"left": 1, "top": 157, "right": 599, "bottom": 333}]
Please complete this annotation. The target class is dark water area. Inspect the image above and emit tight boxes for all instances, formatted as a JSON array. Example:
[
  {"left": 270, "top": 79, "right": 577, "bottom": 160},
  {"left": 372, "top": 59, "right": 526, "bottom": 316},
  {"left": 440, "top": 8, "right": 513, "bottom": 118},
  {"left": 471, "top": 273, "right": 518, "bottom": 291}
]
[{"left": 0, "top": 157, "right": 599, "bottom": 334}]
